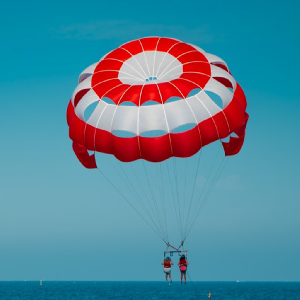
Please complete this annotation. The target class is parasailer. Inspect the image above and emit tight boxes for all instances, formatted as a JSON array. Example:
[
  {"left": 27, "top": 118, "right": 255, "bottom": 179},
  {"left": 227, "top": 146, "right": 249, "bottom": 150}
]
[
  {"left": 162, "top": 256, "right": 173, "bottom": 282},
  {"left": 67, "top": 37, "right": 248, "bottom": 278},
  {"left": 178, "top": 254, "right": 189, "bottom": 284}
]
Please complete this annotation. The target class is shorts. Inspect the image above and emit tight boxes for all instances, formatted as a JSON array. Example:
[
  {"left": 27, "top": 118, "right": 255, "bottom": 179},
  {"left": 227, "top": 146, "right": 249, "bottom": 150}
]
[
  {"left": 180, "top": 266, "right": 187, "bottom": 274},
  {"left": 164, "top": 268, "right": 171, "bottom": 274}
]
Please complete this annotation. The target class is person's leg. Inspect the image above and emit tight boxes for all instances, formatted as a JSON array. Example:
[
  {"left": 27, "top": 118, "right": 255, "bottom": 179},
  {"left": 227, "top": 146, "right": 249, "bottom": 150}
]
[
  {"left": 180, "top": 272, "right": 183, "bottom": 283},
  {"left": 165, "top": 273, "right": 168, "bottom": 281},
  {"left": 184, "top": 273, "right": 187, "bottom": 284},
  {"left": 169, "top": 272, "right": 172, "bottom": 282}
]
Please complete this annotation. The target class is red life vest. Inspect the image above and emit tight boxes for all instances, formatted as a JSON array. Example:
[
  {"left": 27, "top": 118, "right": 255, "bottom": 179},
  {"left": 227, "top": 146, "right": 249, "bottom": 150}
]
[
  {"left": 179, "top": 259, "right": 187, "bottom": 266},
  {"left": 164, "top": 260, "right": 171, "bottom": 268}
]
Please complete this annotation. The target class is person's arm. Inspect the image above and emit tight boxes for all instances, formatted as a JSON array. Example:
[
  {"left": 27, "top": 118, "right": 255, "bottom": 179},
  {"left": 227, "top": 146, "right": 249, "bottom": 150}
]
[
  {"left": 186, "top": 260, "right": 189, "bottom": 266},
  {"left": 161, "top": 261, "right": 164, "bottom": 265},
  {"left": 170, "top": 261, "right": 174, "bottom": 266}
]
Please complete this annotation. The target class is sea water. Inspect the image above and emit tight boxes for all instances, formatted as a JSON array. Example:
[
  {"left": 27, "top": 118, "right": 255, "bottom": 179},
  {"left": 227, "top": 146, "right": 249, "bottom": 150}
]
[{"left": 0, "top": 281, "right": 299, "bottom": 300}]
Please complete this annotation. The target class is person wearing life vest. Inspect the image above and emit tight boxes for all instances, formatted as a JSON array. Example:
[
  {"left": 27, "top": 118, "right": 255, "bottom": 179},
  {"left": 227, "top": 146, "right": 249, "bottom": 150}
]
[
  {"left": 178, "top": 254, "right": 189, "bottom": 284},
  {"left": 161, "top": 257, "right": 173, "bottom": 282}
]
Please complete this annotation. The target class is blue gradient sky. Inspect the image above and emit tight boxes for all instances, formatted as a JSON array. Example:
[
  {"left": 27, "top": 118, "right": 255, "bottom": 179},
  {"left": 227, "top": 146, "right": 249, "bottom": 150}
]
[{"left": 0, "top": 0, "right": 299, "bottom": 281}]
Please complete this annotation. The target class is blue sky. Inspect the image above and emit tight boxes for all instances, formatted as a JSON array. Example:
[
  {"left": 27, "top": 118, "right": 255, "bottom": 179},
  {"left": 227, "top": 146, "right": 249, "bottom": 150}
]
[{"left": 0, "top": 0, "right": 299, "bottom": 281}]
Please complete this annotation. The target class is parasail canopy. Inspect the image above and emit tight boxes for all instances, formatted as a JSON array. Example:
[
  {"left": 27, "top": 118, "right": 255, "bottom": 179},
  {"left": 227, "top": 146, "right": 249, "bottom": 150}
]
[{"left": 67, "top": 37, "right": 248, "bottom": 167}]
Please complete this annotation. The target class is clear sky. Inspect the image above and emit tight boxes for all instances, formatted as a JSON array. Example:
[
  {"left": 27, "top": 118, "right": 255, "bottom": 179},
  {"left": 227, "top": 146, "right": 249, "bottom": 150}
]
[{"left": 0, "top": 0, "right": 299, "bottom": 281}]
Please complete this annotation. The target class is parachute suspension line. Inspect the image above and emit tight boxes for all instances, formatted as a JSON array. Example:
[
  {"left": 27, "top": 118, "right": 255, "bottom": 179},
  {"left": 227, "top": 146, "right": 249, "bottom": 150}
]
[
  {"left": 128, "top": 163, "right": 165, "bottom": 237},
  {"left": 183, "top": 145, "right": 222, "bottom": 238},
  {"left": 142, "top": 160, "right": 167, "bottom": 240},
  {"left": 158, "top": 162, "right": 169, "bottom": 243},
  {"left": 186, "top": 156, "right": 227, "bottom": 238},
  {"left": 151, "top": 158, "right": 166, "bottom": 238},
  {"left": 104, "top": 156, "right": 165, "bottom": 239},
  {"left": 115, "top": 159, "right": 166, "bottom": 238},
  {"left": 172, "top": 157, "right": 184, "bottom": 243},
  {"left": 169, "top": 158, "right": 185, "bottom": 242},
  {"left": 165, "top": 158, "right": 184, "bottom": 242},
  {"left": 156, "top": 162, "right": 169, "bottom": 243},
  {"left": 183, "top": 149, "right": 203, "bottom": 238},
  {"left": 151, "top": 160, "right": 168, "bottom": 241},
  {"left": 110, "top": 158, "right": 143, "bottom": 203},
  {"left": 185, "top": 158, "right": 227, "bottom": 239},
  {"left": 95, "top": 165, "right": 166, "bottom": 242},
  {"left": 181, "top": 158, "right": 188, "bottom": 237},
  {"left": 146, "top": 161, "right": 167, "bottom": 242}
]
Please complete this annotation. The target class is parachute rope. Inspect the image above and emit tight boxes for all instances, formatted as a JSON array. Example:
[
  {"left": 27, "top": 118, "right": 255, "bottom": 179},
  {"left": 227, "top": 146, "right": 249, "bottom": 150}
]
[
  {"left": 108, "top": 157, "right": 166, "bottom": 238},
  {"left": 183, "top": 144, "right": 222, "bottom": 237},
  {"left": 156, "top": 162, "right": 169, "bottom": 242},
  {"left": 142, "top": 160, "right": 167, "bottom": 240},
  {"left": 95, "top": 165, "right": 167, "bottom": 242},
  {"left": 172, "top": 158, "right": 184, "bottom": 242},
  {"left": 185, "top": 151, "right": 228, "bottom": 238},
  {"left": 107, "top": 157, "right": 165, "bottom": 238},
  {"left": 155, "top": 164, "right": 168, "bottom": 240},
  {"left": 165, "top": 159, "right": 184, "bottom": 241},
  {"left": 182, "top": 158, "right": 188, "bottom": 229},
  {"left": 154, "top": 162, "right": 169, "bottom": 241},
  {"left": 183, "top": 149, "right": 203, "bottom": 238},
  {"left": 128, "top": 163, "right": 166, "bottom": 237}
]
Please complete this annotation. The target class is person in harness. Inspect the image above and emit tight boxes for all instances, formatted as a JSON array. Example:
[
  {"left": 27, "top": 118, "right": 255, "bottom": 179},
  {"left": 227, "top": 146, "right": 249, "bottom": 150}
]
[
  {"left": 178, "top": 254, "right": 189, "bottom": 284},
  {"left": 162, "top": 256, "right": 173, "bottom": 282}
]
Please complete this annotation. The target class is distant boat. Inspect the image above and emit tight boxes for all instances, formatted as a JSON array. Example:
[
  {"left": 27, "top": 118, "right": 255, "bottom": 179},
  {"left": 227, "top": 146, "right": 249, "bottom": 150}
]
[{"left": 40, "top": 280, "right": 42, "bottom": 286}]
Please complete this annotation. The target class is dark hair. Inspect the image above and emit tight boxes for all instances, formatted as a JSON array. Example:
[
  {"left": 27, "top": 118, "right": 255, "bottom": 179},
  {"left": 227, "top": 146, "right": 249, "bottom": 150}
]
[{"left": 180, "top": 254, "right": 186, "bottom": 261}]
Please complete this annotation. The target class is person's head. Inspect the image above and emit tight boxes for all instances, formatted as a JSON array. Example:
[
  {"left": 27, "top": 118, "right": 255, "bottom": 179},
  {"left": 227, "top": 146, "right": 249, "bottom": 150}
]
[
  {"left": 180, "top": 254, "right": 186, "bottom": 261},
  {"left": 165, "top": 256, "right": 171, "bottom": 261}
]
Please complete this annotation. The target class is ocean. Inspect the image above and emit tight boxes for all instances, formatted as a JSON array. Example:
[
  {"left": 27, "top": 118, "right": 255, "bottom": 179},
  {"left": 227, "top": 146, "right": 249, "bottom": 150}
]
[{"left": 0, "top": 281, "right": 299, "bottom": 299}]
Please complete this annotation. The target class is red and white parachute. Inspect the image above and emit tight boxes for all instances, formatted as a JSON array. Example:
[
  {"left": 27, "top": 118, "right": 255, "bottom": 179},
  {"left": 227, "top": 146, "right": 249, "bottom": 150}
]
[{"left": 67, "top": 37, "right": 248, "bottom": 247}]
